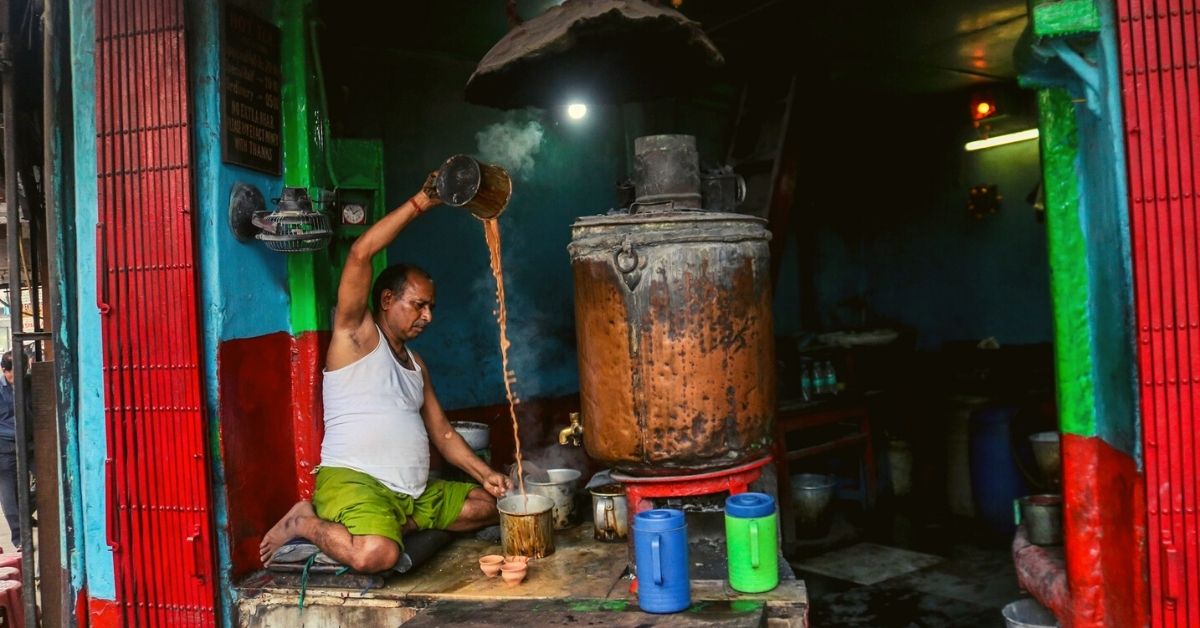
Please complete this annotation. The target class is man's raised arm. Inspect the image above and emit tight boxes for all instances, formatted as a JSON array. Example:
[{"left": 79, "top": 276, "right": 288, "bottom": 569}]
[{"left": 333, "top": 179, "right": 439, "bottom": 335}]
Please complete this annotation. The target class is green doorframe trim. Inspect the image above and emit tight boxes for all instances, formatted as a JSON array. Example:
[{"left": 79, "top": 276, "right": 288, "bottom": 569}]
[
  {"left": 1038, "top": 88, "right": 1097, "bottom": 438},
  {"left": 279, "top": 0, "right": 332, "bottom": 333}
]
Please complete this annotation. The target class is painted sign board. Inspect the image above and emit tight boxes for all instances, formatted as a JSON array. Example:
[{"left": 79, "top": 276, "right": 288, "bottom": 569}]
[{"left": 221, "top": 5, "right": 282, "bottom": 174}]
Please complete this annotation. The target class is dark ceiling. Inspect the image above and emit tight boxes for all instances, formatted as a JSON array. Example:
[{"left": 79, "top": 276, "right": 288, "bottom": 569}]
[
  {"left": 322, "top": 0, "right": 1028, "bottom": 96},
  {"left": 676, "top": 0, "right": 1028, "bottom": 93}
]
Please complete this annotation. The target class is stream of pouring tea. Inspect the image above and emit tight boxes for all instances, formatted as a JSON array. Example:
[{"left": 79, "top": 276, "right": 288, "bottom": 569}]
[{"left": 483, "top": 218, "right": 526, "bottom": 503}]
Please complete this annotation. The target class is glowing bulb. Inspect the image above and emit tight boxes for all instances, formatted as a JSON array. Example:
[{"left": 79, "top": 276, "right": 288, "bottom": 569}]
[
  {"left": 976, "top": 102, "right": 993, "bottom": 116},
  {"left": 567, "top": 103, "right": 587, "bottom": 120}
]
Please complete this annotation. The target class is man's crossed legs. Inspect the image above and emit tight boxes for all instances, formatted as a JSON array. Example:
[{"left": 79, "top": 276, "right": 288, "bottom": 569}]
[{"left": 259, "top": 467, "right": 498, "bottom": 573}]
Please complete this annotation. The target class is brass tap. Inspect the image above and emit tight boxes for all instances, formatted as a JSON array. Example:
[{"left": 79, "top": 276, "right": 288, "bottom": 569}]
[{"left": 559, "top": 412, "right": 584, "bottom": 446}]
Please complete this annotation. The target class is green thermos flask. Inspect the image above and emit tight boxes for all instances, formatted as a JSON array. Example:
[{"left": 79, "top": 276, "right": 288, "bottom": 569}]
[{"left": 724, "top": 492, "right": 779, "bottom": 593}]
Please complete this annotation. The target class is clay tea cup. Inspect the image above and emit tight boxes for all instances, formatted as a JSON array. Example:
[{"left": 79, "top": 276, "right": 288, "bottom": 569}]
[
  {"left": 504, "top": 555, "right": 530, "bottom": 565},
  {"left": 499, "top": 561, "right": 527, "bottom": 586},
  {"left": 479, "top": 554, "right": 505, "bottom": 577}
]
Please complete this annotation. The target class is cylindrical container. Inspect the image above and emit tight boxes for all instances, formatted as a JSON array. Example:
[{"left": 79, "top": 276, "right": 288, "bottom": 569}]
[
  {"left": 1019, "top": 494, "right": 1063, "bottom": 545},
  {"left": 791, "top": 474, "right": 836, "bottom": 538},
  {"left": 569, "top": 211, "right": 775, "bottom": 475},
  {"left": 590, "top": 483, "right": 628, "bottom": 542},
  {"left": 724, "top": 493, "right": 779, "bottom": 593},
  {"left": 700, "top": 169, "right": 745, "bottom": 213},
  {"left": 887, "top": 439, "right": 913, "bottom": 497},
  {"left": 969, "top": 405, "right": 1030, "bottom": 537},
  {"left": 947, "top": 396, "right": 989, "bottom": 517},
  {"left": 633, "top": 509, "right": 691, "bottom": 613},
  {"left": 1028, "top": 432, "right": 1062, "bottom": 487},
  {"left": 498, "top": 494, "right": 555, "bottom": 558},
  {"left": 1001, "top": 598, "right": 1059, "bottom": 627},
  {"left": 632, "top": 134, "right": 701, "bottom": 210},
  {"left": 435, "top": 154, "right": 513, "bottom": 220},
  {"left": 527, "top": 468, "right": 582, "bottom": 529}
]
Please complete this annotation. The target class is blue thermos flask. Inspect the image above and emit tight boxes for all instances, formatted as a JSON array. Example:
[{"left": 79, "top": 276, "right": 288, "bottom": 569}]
[{"left": 633, "top": 509, "right": 691, "bottom": 613}]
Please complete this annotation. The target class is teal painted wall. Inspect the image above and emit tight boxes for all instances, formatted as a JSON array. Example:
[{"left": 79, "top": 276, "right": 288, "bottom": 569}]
[
  {"left": 68, "top": 0, "right": 115, "bottom": 600},
  {"left": 364, "top": 55, "right": 626, "bottom": 409},
  {"left": 773, "top": 89, "right": 1054, "bottom": 350}
]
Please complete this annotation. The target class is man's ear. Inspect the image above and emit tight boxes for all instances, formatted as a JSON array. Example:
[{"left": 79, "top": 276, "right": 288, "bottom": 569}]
[{"left": 379, "top": 289, "right": 393, "bottom": 310}]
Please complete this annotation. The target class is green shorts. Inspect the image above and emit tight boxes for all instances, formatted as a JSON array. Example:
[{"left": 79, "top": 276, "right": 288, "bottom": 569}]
[{"left": 312, "top": 466, "right": 477, "bottom": 550}]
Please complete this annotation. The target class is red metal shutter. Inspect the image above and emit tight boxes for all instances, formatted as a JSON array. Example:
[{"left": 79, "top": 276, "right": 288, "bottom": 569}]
[
  {"left": 1117, "top": 0, "right": 1200, "bottom": 624},
  {"left": 95, "top": 0, "right": 218, "bottom": 624}
]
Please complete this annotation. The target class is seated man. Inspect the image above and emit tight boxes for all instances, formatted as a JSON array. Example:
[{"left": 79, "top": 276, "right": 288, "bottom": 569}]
[{"left": 259, "top": 180, "right": 510, "bottom": 573}]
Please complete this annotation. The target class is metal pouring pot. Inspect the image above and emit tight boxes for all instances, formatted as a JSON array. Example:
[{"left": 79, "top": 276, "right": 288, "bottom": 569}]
[
  {"left": 590, "top": 483, "right": 628, "bottom": 542},
  {"left": 498, "top": 494, "right": 555, "bottom": 558},
  {"left": 435, "top": 154, "right": 513, "bottom": 220}
]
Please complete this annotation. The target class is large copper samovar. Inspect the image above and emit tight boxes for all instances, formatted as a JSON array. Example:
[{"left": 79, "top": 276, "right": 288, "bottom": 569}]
[{"left": 568, "top": 207, "right": 775, "bottom": 475}]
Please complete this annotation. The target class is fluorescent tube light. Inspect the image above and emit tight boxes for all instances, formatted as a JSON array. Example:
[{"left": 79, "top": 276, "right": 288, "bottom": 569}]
[{"left": 964, "top": 128, "right": 1040, "bottom": 152}]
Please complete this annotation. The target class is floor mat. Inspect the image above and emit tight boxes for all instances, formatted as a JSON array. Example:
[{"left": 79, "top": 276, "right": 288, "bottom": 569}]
[{"left": 793, "top": 542, "right": 942, "bottom": 585}]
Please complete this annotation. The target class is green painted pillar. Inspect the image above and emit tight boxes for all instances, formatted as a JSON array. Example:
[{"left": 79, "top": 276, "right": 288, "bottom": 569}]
[
  {"left": 1038, "top": 88, "right": 1097, "bottom": 438},
  {"left": 279, "top": 0, "right": 333, "bottom": 333}
]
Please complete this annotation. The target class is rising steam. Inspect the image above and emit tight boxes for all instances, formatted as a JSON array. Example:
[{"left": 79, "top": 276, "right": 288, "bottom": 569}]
[{"left": 475, "top": 117, "right": 544, "bottom": 179}]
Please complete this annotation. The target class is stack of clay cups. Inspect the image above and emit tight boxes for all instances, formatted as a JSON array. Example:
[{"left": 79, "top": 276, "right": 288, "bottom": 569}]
[{"left": 479, "top": 554, "right": 529, "bottom": 586}]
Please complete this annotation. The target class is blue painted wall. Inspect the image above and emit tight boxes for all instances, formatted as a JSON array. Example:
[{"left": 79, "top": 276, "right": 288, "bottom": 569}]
[{"left": 189, "top": 1, "right": 289, "bottom": 623}]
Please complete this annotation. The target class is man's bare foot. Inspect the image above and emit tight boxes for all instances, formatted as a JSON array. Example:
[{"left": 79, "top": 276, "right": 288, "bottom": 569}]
[{"left": 258, "top": 501, "right": 316, "bottom": 566}]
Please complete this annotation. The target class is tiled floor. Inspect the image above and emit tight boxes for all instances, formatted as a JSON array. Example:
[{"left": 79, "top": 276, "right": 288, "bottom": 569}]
[{"left": 790, "top": 506, "right": 1041, "bottom": 627}]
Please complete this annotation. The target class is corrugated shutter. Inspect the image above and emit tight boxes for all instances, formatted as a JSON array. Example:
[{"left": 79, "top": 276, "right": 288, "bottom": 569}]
[
  {"left": 95, "top": 0, "right": 217, "bottom": 624},
  {"left": 1117, "top": 0, "right": 1200, "bottom": 624}
]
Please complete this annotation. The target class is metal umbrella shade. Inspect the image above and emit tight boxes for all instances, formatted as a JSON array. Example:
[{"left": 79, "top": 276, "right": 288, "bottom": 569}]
[{"left": 465, "top": 0, "right": 724, "bottom": 110}]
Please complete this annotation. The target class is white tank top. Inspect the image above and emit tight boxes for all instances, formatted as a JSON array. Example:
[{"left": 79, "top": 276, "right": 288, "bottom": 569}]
[{"left": 319, "top": 327, "right": 429, "bottom": 497}]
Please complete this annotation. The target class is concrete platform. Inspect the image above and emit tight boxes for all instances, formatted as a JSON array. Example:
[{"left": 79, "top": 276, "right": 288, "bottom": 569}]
[{"left": 237, "top": 523, "right": 807, "bottom": 627}]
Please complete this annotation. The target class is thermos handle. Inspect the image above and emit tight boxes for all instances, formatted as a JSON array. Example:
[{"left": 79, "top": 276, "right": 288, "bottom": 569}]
[
  {"left": 749, "top": 521, "right": 760, "bottom": 569},
  {"left": 651, "top": 534, "right": 664, "bottom": 585}
]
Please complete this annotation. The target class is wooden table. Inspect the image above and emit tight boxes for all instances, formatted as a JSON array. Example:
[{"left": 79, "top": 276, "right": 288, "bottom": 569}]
[{"left": 773, "top": 395, "right": 876, "bottom": 546}]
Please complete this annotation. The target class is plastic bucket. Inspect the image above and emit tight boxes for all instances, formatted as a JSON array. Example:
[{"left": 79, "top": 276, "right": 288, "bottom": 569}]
[
  {"left": 1001, "top": 598, "right": 1058, "bottom": 627},
  {"left": 527, "top": 468, "right": 582, "bottom": 529},
  {"left": 969, "top": 405, "right": 1030, "bottom": 537},
  {"left": 791, "top": 474, "right": 836, "bottom": 538}
]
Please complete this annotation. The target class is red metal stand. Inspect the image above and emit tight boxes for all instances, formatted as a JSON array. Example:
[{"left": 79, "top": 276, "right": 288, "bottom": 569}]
[{"left": 612, "top": 454, "right": 773, "bottom": 519}]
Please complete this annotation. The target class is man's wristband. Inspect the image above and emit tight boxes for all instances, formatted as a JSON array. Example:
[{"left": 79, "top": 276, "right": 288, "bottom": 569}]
[{"left": 410, "top": 195, "right": 427, "bottom": 213}]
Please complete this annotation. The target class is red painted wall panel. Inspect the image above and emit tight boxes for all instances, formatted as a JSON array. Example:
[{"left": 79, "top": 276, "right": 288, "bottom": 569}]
[
  {"left": 95, "top": 0, "right": 217, "bottom": 624},
  {"left": 1116, "top": 0, "right": 1200, "bottom": 624},
  {"left": 291, "top": 331, "right": 329, "bottom": 498},
  {"left": 1062, "top": 434, "right": 1148, "bottom": 627},
  {"left": 218, "top": 333, "right": 300, "bottom": 578}
]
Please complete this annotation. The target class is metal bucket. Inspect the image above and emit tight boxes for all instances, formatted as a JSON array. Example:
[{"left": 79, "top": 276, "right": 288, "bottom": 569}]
[
  {"left": 1018, "top": 494, "right": 1063, "bottom": 546},
  {"left": 590, "top": 483, "right": 628, "bottom": 542},
  {"left": 792, "top": 474, "right": 836, "bottom": 538},
  {"left": 1001, "top": 598, "right": 1058, "bottom": 627},
  {"left": 435, "top": 154, "right": 513, "bottom": 220},
  {"left": 527, "top": 468, "right": 582, "bottom": 529},
  {"left": 498, "top": 494, "right": 555, "bottom": 558},
  {"left": 451, "top": 421, "right": 490, "bottom": 451}
]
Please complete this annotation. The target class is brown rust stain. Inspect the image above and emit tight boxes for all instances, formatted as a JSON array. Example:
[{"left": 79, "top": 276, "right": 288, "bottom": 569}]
[
  {"left": 499, "top": 509, "right": 555, "bottom": 559},
  {"left": 573, "top": 259, "right": 640, "bottom": 466}
]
